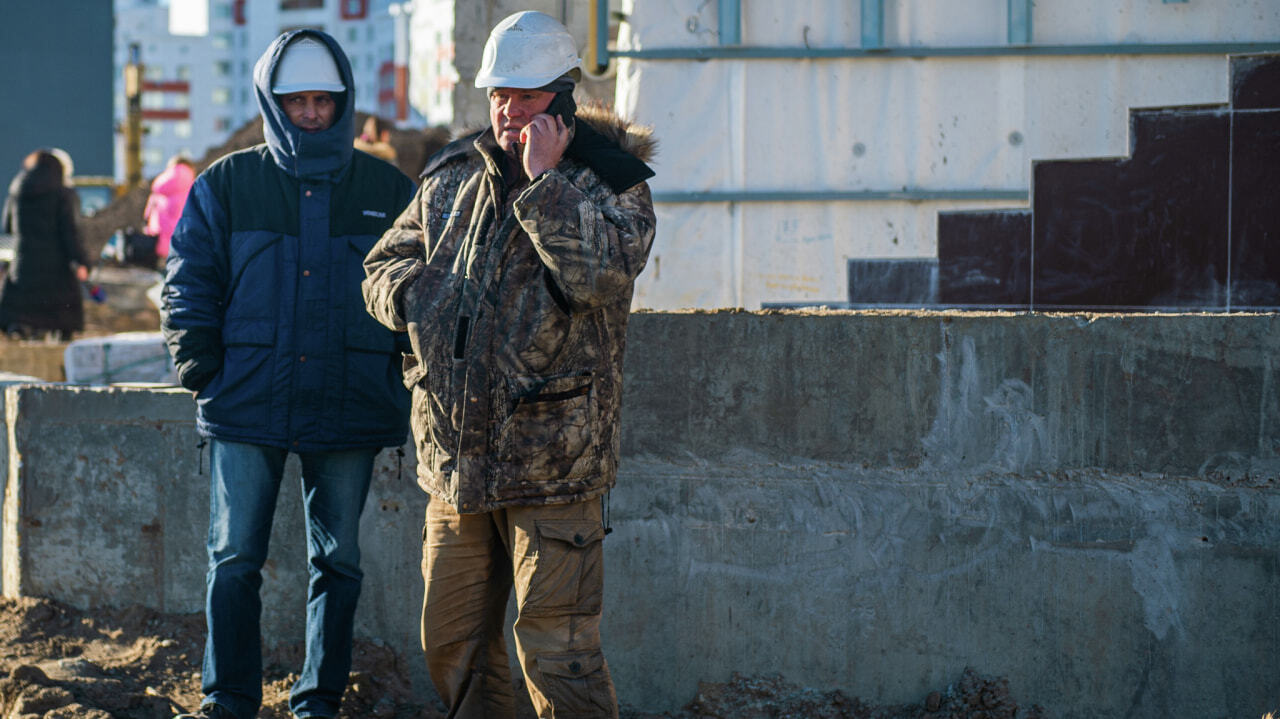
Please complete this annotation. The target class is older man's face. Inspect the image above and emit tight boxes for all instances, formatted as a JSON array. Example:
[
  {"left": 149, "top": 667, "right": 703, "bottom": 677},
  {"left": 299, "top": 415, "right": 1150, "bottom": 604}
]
[
  {"left": 280, "top": 91, "right": 336, "bottom": 133},
  {"left": 489, "top": 87, "right": 555, "bottom": 153}
]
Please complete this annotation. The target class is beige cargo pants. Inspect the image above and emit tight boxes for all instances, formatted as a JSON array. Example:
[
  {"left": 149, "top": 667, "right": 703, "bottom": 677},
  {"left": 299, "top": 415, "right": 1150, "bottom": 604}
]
[{"left": 421, "top": 494, "right": 619, "bottom": 718}]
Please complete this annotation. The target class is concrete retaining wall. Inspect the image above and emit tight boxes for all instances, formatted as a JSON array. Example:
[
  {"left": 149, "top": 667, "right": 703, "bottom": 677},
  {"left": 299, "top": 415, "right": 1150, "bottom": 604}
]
[{"left": 3, "top": 311, "right": 1279, "bottom": 718}]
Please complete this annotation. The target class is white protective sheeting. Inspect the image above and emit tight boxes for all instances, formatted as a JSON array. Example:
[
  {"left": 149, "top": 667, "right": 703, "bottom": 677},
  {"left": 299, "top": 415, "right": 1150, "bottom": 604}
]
[
  {"left": 64, "top": 332, "right": 178, "bottom": 385},
  {"left": 616, "top": 0, "right": 1279, "bottom": 310}
]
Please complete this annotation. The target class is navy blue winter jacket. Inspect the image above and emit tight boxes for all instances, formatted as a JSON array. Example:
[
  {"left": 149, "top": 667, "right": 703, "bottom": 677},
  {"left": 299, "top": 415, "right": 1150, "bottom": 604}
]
[{"left": 161, "top": 29, "right": 414, "bottom": 451}]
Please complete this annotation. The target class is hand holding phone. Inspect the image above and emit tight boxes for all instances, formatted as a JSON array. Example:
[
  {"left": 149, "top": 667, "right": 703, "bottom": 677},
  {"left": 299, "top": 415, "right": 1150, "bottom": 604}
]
[{"left": 520, "top": 113, "right": 571, "bottom": 180}]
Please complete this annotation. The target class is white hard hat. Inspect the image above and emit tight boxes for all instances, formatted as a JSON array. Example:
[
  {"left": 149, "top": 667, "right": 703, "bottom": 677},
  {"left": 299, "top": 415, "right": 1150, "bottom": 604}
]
[
  {"left": 474, "top": 11, "right": 582, "bottom": 89},
  {"left": 272, "top": 36, "right": 345, "bottom": 94}
]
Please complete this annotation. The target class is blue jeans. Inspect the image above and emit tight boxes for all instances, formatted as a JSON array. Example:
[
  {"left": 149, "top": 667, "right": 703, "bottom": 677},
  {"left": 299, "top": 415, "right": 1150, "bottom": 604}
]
[{"left": 202, "top": 439, "right": 378, "bottom": 719}]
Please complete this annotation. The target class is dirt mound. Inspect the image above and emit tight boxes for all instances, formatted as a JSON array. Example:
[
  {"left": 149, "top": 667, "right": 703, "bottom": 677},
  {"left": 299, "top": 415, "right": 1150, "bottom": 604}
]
[{"left": 0, "top": 597, "right": 439, "bottom": 718}]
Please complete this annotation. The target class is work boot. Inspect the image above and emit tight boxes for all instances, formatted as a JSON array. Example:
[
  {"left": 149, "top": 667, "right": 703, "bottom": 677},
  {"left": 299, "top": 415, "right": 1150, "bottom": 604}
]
[{"left": 173, "top": 703, "right": 236, "bottom": 719}]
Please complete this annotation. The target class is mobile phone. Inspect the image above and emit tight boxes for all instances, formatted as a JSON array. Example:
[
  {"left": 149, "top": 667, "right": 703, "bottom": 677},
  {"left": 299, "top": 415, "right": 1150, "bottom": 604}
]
[{"left": 543, "top": 92, "right": 577, "bottom": 129}]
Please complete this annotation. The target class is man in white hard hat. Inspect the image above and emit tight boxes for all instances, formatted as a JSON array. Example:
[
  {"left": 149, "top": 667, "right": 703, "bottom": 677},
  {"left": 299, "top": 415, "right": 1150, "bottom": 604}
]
[
  {"left": 363, "top": 10, "right": 657, "bottom": 718},
  {"left": 164, "top": 29, "right": 414, "bottom": 719}
]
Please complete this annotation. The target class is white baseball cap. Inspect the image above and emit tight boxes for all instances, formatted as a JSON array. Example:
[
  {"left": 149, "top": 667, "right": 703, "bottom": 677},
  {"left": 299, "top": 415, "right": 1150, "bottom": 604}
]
[{"left": 272, "top": 36, "right": 345, "bottom": 94}]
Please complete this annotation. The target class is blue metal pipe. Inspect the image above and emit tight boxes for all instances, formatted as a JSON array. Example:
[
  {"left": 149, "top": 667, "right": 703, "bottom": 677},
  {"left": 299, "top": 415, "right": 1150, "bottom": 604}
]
[
  {"left": 1008, "top": 0, "right": 1032, "bottom": 45},
  {"left": 861, "top": 0, "right": 884, "bottom": 49},
  {"left": 719, "top": 0, "right": 741, "bottom": 45},
  {"left": 594, "top": 0, "right": 609, "bottom": 72},
  {"left": 608, "top": 41, "right": 1280, "bottom": 61},
  {"left": 650, "top": 189, "right": 1030, "bottom": 204}
]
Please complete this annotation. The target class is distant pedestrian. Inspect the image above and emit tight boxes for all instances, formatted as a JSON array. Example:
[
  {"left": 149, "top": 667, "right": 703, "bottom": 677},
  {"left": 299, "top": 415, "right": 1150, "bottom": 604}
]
[
  {"left": 353, "top": 115, "right": 397, "bottom": 164},
  {"left": 142, "top": 155, "right": 195, "bottom": 264},
  {"left": 161, "top": 29, "right": 414, "bottom": 719},
  {"left": 0, "top": 149, "right": 90, "bottom": 340}
]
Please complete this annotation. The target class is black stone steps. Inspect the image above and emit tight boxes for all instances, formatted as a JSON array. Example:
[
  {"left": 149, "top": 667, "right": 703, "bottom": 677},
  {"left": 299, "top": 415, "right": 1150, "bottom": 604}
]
[{"left": 910, "top": 50, "right": 1280, "bottom": 311}]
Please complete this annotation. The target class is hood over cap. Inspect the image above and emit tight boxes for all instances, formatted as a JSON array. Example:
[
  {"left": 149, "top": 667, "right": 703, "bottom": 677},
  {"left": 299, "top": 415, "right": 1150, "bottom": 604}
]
[{"left": 253, "top": 29, "right": 355, "bottom": 181}]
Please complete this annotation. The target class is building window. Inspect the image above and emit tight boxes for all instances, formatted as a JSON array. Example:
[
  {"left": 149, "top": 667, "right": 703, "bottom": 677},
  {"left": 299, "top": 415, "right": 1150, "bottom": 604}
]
[
  {"left": 144, "top": 65, "right": 165, "bottom": 80},
  {"left": 177, "top": 64, "right": 191, "bottom": 80},
  {"left": 212, "top": 32, "right": 232, "bottom": 49},
  {"left": 174, "top": 94, "right": 190, "bottom": 109},
  {"left": 281, "top": 0, "right": 324, "bottom": 9},
  {"left": 174, "top": 121, "right": 193, "bottom": 138},
  {"left": 213, "top": 3, "right": 232, "bottom": 19},
  {"left": 215, "top": 117, "right": 233, "bottom": 132},
  {"left": 144, "top": 148, "right": 165, "bottom": 168},
  {"left": 141, "top": 92, "right": 164, "bottom": 109},
  {"left": 215, "top": 61, "right": 232, "bottom": 77},
  {"left": 340, "top": 0, "right": 367, "bottom": 20},
  {"left": 212, "top": 88, "right": 232, "bottom": 105}
]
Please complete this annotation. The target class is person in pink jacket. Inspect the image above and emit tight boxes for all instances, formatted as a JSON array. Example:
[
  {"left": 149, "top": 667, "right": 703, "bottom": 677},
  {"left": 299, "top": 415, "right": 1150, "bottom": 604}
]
[{"left": 143, "top": 155, "right": 195, "bottom": 261}]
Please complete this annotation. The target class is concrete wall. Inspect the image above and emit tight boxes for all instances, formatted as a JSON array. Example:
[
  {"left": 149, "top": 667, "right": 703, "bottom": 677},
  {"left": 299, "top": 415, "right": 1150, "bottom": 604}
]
[
  {"left": 3, "top": 311, "right": 1279, "bottom": 718},
  {"left": 0, "top": 385, "right": 426, "bottom": 690}
]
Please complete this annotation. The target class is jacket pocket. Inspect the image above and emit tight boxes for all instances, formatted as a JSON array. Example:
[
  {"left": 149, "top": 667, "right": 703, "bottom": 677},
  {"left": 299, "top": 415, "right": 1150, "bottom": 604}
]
[
  {"left": 496, "top": 372, "right": 595, "bottom": 481},
  {"left": 225, "top": 232, "right": 283, "bottom": 313},
  {"left": 197, "top": 343, "right": 272, "bottom": 428},
  {"left": 401, "top": 352, "right": 426, "bottom": 389}
]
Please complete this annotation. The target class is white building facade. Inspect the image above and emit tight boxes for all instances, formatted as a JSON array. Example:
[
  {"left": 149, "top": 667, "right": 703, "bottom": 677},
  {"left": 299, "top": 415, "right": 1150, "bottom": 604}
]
[
  {"left": 405, "top": 0, "right": 458, "bottom": 128},
  {"left": 612, "top": 0, "right": 1280, "bottom": 310},
  {"left": 114, "top": 0, "right": 401, "bottom": 181}
]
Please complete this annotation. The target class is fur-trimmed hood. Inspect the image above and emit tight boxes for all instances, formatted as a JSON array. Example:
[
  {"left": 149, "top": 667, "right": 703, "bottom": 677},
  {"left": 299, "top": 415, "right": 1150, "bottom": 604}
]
[
  {"left": 574, "top": 100, "right": 657, "bottom": 163},
  {"left": 424, "top": 101, "right": 657, "bottom": 193}
]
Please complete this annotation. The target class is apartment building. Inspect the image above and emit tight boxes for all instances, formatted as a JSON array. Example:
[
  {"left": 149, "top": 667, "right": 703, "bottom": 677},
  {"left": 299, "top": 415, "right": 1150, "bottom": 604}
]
[{"left": 114, "top": 0, "right": 400, "bottom": 180}]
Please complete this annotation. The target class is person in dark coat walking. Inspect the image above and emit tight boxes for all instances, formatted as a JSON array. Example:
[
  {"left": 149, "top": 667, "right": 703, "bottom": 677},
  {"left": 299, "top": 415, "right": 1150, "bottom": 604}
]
[
  {"left": 161, "top": 29, "right": 414, "bottom": 719},
  {"left": 0, "top": 150, "right": 89, "bottom": 339}
]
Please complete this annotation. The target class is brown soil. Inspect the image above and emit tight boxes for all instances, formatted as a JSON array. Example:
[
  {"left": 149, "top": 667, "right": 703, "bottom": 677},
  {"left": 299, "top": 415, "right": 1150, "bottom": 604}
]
[
  {"left": 0, "top": 597, "right": 1049, "bottom": 719},
  {"left": 0, "top": 596, "right": 433, "bottom": 719}
]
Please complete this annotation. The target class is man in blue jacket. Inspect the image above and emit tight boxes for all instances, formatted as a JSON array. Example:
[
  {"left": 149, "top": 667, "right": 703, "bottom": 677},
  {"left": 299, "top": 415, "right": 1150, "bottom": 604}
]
[{"left": 161, "top": 30, "right": 414, "bottom": 719}]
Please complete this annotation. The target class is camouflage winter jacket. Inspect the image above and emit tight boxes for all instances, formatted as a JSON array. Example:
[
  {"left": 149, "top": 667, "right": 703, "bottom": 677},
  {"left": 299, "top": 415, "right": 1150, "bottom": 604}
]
[{"left": 362, "top": 105, "right": 656, "bottom": 513}]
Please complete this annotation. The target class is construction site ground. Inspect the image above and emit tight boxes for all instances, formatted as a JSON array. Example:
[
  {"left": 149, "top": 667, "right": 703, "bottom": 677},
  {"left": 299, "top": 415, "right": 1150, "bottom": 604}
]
[{"left": 0, "top": 596, "right": 1048, "bottom": 719}]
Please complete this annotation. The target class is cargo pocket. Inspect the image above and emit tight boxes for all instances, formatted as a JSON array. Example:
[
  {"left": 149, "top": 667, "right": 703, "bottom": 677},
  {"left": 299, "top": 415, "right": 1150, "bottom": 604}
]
[
  {"left": 522, "top": 520, "right": 604, "bottom": 618},
  {"left": 534, "top": 650, "right": 616, "bottom": 718}
]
